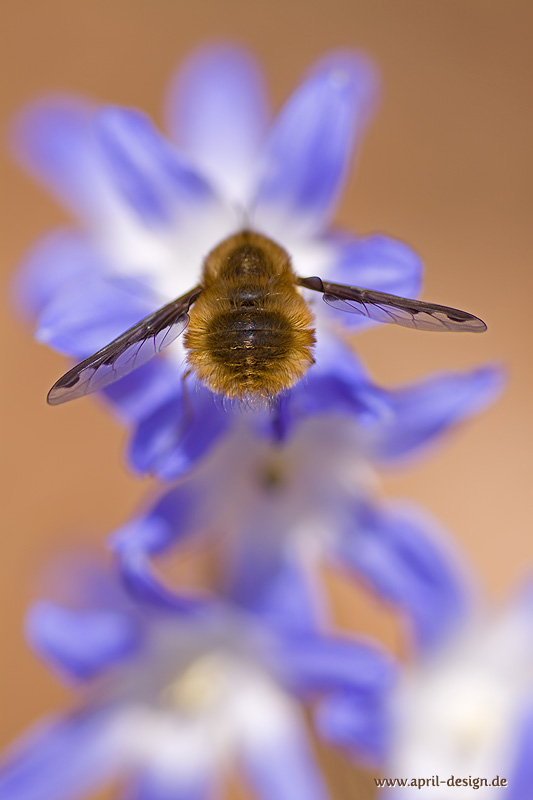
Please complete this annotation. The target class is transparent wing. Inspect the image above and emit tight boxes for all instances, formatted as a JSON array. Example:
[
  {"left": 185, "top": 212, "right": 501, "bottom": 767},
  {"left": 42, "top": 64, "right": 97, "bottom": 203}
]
[
  {"left": 47, "top": 286, "right": 202, "bottom": 405},
  {"left": 298, "top": 276, "right": 486, "bottom": 333}
]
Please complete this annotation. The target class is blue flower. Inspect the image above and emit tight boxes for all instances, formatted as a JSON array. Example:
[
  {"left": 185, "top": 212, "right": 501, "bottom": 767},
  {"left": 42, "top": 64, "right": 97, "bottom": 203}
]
[
  {"left": 12, "top": 44, "right": 433, "bottom": 472},
  {"left": 327, "top": 580, "right": 533, "bottom": 800},
  {"left": 0, "top": 561, "right": 394, "bottom": 800},
  {"left": 112, "top": 360, "right": 501, "bottom": 650}
]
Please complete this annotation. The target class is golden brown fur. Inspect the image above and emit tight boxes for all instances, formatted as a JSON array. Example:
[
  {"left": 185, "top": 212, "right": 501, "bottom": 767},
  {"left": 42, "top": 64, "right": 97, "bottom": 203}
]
[{"left": 184, "top": 230, "right": 316, "bottom": 400}]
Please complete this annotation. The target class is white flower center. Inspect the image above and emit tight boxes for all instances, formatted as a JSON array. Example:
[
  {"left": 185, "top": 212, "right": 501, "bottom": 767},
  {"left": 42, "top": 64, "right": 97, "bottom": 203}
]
[{"left": 165, "top": 650, "right": 234, "bottom": 715}]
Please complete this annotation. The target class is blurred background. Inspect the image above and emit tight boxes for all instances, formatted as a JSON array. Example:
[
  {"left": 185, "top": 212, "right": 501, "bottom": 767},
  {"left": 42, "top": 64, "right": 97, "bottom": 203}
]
[{"left": 1, "top": 0, "right": 531, "bottom": 797}]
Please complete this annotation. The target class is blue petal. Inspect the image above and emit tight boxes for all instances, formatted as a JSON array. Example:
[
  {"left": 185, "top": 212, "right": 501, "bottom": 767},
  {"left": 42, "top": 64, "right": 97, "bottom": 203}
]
[
  {"left": 111, "top": 482, "right": 203, "bottom": 556},
  {"left": 329, "top": 234, "right": 423, "bottom": 294},
  {"left": 315, "top": 692, "right": 389, "bottom": 764},
  {"left": 337, "top": 502, "right": 470, "bottom": 650},
  {"left": 324, "top": 234, "right": 423, "bottom": 329},
  {"left": 10, "top": 96, "right": 105, "bottom": 218},
  {"left": 166, "top": 43, "right": 268, "bottom": 199},
  {"left": 373, "top": 366, "right": 505, "bottom": 462},
  {"left": 287, "top": 337, "right": 392, "bottom": 425},
  {"left": 0, "top": 710, "right": 117, "bottom": 800},
  {"left": 241, "top": 726, "right": 329, "bottom": 800},
  {"left": 222, "top": 518, "right": 321, "bottom": 623},
  {"left": 103, "top": 358, "right": 186, "bottom": 426},
  {"left": 26, "top": 602, "right": 140, "bottom": 682},
  {"left": 115, "top": 545, "right": 209, "bottom": 614},
  {"left": 13, "top": 230, "right": 106, "bottom": 321},
  {"left": 291, "top": 371, "right": 390, "bottom": 425},
  {"left": 36, "top": 269, "right": 154, "bottom": 357},
  {"left": 230, "top": 558, "right": 321, "bottom": 633},
  {"left": 254, "top": 52, "right": 378, "bottom": 233},
  {"left": 221, "top": 521, "right": 298, "bottom": 612},
  {"left": 96, "top": 107, "right": 215, "bottom": 226},
  {"left": 125, "top": 775, "right": 211, "bottom": 800},
  {"left": 128, "top": 385, "right": 233, "bottom": 480},
  {"left": 276, "top": 635, "right": 394, "bottom": 695},
  {"left": 39, "top": 555, "right": 139, "bottom": 613},
  {"left": 508, "top": 703, "right": 533, "bottom": 800}
]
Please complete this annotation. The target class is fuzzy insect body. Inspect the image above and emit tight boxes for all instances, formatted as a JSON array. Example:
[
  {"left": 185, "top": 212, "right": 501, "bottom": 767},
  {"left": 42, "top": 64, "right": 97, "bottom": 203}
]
[
  {"left": 47, "top": 230, "right": 486, "bottom": 406},
  {"left": 184, "top": 231, "right": 315, "bottom": 400}
]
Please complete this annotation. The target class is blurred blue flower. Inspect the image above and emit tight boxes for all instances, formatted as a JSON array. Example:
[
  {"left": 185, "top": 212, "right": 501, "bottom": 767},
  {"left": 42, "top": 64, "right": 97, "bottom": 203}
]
[
  {"left": 325, "top": 579, "right": 533, "bottom": 800},
  {"left": 11, "top": 44, "right": 435, "bottom": 469},
  {"left": 111, "top": 360, "right": 501, "bottom": 651},
  {"left": 0, "top": 562, "right": 394, "bottom": 800}
]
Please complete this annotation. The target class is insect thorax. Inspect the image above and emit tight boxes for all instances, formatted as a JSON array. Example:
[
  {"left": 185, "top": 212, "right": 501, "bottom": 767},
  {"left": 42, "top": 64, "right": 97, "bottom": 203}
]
[{"left": 184, "top": 231, "right": 316, "bottom": 400}]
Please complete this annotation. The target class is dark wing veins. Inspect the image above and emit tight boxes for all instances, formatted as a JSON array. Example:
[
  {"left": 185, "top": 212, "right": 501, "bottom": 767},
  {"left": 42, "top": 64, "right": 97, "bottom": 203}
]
[
  {"left": 47, "top": 286, "right": 202, "bottom": 405},
  {"left": 297, "top": 276, "right": 486, "bottom": 332}
]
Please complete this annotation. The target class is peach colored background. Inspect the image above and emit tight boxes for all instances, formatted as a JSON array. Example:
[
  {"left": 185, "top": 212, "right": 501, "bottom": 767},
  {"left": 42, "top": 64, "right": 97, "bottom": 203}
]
[{"left": 1, "top": 1, "right": 532, "bottom": 797}]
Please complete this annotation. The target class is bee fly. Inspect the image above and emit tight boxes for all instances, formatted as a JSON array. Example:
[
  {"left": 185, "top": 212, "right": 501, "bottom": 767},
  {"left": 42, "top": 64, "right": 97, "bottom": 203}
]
[{"left": 47, "top": 230, "right": 486, "bottom": 405}]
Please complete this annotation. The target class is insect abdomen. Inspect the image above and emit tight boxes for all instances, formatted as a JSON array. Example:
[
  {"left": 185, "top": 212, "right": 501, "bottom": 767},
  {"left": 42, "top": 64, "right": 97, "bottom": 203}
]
[
  {"left": 185, "top": 279, "right": 315, "bottom": 400},
  {"left": 207, "top": 308, "right": 295, "bottom": 367}
]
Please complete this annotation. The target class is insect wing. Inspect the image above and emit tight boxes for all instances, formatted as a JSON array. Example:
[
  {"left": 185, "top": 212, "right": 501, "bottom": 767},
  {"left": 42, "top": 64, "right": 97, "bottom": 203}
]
[
  {"left": 298, "top": 277, "right": 486, "bottom": 332},
  {"left": 47, "top": 287, "right": 202, "bottom": 405}
]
